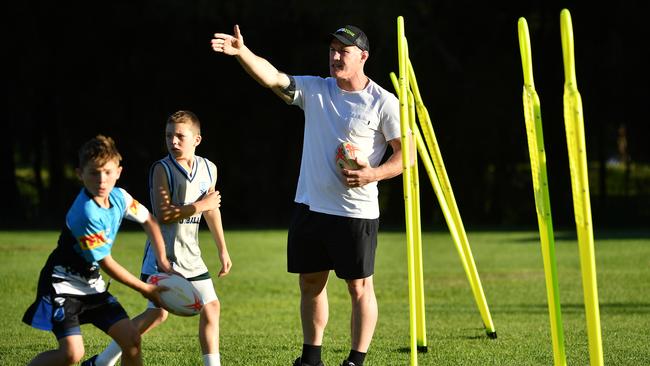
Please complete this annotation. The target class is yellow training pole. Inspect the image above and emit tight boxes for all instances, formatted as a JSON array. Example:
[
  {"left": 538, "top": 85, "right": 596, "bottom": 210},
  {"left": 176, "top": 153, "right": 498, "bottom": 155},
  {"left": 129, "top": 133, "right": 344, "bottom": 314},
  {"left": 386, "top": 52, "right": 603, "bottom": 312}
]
[
  {"left": 391, "top": 74, "right": 428, "bottom": 354},
  {"left": 560, "top": 9, "right": 604, "bottom": 366},
  {"left": 407, "top": 60, "right": 496, "bottom": 338},
  {"left": 409, "top": 91, "right": 427, "bottom": 351},
  {"left": 397, "top": 15, "right": 418, "bottom": 366},
  {"left": 390, "top": 71, "right": 481, "bottom": 344},
  {"left": 518, "top": 17, "right": 567, "bottom": 366}
]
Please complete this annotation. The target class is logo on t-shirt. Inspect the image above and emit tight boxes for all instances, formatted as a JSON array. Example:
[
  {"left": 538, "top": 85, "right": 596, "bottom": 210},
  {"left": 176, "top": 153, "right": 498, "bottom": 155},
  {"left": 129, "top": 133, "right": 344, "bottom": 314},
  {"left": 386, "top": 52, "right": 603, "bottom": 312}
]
[
  {"left": 129, "top": 199, "right": 140, "bottom": 216},
  {"left": 199, "top": 182, "right": 209, "bottom": 195},
  {"left": 78, "top": 231, "right": 109, "bottom": 250}
]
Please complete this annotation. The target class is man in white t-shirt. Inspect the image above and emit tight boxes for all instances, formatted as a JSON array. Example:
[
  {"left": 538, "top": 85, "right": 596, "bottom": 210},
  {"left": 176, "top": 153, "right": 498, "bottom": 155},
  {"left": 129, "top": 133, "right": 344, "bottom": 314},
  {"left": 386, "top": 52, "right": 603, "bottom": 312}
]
[{"left": 212, "top": 24, "right": 407, "bottom": 366}]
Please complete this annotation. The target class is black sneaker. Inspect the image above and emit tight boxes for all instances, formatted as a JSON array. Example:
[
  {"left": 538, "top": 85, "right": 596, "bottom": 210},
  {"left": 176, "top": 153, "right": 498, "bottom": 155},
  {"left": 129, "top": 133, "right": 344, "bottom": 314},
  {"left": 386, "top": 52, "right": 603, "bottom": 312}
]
[
  {"left": 293, "top": 356, "right": 325, "bottom": 366},
  {"left": 81, "top": 355, "right": 98, "bottom": 366},
  {"left": 340, "top": 360, "right": 357, "bottom": 366}
]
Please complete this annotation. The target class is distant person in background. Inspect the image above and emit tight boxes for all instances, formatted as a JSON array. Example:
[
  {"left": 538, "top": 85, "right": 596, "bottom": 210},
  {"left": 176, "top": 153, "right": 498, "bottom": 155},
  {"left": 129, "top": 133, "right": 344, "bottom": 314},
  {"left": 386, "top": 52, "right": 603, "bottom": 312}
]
[
  {"left": 82, "top": 111, "right": 232, "bottom": 366},
  {"left": 617, "top": 124, "right": 629, "bottom": 165},
  {"left": 23, "top": 135, "right": 172, "bottom": 366},
  {"left": 211, "top": 25, "right": 409, "bottom": 366}
]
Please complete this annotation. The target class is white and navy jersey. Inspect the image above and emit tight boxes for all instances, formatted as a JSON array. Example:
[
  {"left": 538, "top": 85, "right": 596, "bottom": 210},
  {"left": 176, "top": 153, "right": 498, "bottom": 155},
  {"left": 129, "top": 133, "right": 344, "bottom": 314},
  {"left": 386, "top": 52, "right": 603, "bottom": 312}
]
[
  {"left": 291, "top": 76, "right": 401, "bottom": 219},
  {"left": 141, "top": 154, "right": 217, "bottom": 278},
  {"left": 37, "top": 187, "right": 150, "bottom": 296}
]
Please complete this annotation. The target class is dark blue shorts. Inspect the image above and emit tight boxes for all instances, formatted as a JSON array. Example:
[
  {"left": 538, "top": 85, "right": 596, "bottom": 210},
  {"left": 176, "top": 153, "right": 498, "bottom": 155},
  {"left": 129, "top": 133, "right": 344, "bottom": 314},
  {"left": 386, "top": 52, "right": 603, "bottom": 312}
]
[
  {"left": 23, "top": 292, "right": 129, "bottom": 339},
  {"left": 287, "top": 203, "right": 378, "bottom": 280}
]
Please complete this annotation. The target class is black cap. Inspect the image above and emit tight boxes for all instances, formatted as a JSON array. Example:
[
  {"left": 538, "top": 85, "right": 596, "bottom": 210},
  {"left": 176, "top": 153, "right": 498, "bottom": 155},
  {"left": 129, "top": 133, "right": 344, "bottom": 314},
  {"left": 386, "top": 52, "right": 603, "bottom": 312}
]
[{"left": 331, "top": 25, "right": 370, "bottom": 52}]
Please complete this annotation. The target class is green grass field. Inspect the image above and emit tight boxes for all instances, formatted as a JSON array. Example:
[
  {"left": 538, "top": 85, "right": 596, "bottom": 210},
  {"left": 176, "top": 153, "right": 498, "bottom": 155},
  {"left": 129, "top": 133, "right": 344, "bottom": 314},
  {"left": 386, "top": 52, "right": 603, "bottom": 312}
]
[{"left": 1, "top": 229, "right": 649, "bottom": 365}]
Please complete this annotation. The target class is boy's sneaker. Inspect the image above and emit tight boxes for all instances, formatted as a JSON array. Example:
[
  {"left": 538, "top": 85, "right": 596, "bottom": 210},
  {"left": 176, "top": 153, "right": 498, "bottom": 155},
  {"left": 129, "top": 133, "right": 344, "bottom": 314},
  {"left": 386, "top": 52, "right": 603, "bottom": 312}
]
[
  {"left": 81, "top": 355, "right": 98, "bottom": 366},
  {"left": 340, "top": 361, "right": 357, "bottom": 366},
  {"left": 293, "top": 357, "right": 325, "bottom": 366}
]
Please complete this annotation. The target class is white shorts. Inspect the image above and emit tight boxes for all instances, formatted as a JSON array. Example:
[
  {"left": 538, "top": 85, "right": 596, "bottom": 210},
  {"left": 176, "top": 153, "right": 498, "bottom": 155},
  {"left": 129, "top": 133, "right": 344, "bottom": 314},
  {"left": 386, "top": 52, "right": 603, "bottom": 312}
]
[{"left": 147, "top": 277, "right": 218, "bottom": 309}]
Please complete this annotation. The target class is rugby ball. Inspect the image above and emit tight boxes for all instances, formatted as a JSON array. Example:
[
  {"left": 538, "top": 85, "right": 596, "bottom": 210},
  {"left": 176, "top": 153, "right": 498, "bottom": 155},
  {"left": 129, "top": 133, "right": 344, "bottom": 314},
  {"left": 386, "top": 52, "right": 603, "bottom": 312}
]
[
  {"left": 335, "top": 142, "right": 366, "bottom": 170},
  {"left": 147, "top": 273, "right": 203, "bottom": 316}
]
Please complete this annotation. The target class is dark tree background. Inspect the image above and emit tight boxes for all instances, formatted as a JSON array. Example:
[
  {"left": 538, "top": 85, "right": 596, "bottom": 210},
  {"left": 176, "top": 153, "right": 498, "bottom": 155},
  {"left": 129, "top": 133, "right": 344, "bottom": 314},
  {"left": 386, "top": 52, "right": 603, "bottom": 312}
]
[{"left": 4, "top": 0, "right": 649, "bottom": 230}]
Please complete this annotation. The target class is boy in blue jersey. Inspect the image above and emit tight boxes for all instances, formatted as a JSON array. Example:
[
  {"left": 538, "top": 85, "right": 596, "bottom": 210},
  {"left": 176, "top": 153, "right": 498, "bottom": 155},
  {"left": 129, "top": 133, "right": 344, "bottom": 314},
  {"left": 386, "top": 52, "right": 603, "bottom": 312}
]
[
  {"left": 23, "top": 135, "right": 173, "bottom": 366},
  {"left": 84, "top": 111, "right": 232, "bottom": 366}
]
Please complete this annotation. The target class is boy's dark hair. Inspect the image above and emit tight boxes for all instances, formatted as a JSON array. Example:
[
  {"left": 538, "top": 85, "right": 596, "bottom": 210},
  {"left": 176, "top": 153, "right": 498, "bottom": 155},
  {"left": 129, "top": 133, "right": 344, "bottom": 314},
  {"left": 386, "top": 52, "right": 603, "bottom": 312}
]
[
  {"left": 78, "top": 135, "right": 122, "bottom": 168},
  {"left": 167, "top": 110, "right": 201, "bottom": 134}
]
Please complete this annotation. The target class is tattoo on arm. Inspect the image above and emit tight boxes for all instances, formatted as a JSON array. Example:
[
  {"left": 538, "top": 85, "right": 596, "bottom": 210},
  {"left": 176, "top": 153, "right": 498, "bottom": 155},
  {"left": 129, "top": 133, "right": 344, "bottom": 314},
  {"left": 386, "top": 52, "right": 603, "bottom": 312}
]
[{"left": 281, "top": 75, "right": 296, "bottom": 98}]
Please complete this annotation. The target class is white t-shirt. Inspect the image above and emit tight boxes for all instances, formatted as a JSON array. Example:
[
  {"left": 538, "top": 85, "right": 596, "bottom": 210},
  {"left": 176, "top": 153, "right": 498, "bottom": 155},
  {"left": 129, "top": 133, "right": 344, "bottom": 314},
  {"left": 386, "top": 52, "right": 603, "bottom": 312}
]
[{"left": 291, "top": 76, "right": 401, "bottom": 219}]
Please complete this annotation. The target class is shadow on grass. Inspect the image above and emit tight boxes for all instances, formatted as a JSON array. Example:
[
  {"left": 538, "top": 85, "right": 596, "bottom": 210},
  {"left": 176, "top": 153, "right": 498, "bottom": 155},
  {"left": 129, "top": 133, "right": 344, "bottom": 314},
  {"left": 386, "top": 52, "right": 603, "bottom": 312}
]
[
  {"left": 508, "top": 229, "right": 650, "bottom": 243},
  {"left": 494, "top": 302, "right": 650, "bottom": 314},
  {"left": 397, "top": 347, "right": 433, "bottom": 354},
  {"left": 394, "top": 327, "right": 493, "bottom": 351},
  {"left": 597, "top": 302, "right": 650, "bottom": 314}
]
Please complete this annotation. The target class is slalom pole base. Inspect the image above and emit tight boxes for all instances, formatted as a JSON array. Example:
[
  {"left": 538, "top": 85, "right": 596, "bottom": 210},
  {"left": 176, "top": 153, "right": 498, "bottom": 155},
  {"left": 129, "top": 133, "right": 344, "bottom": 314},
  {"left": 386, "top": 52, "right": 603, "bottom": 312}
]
[
  {"left": 486, "top": 331, "right": 498, "bottom": 339},
  {"left": 417, "top": 346, "right": 428, "bottom": 353}
]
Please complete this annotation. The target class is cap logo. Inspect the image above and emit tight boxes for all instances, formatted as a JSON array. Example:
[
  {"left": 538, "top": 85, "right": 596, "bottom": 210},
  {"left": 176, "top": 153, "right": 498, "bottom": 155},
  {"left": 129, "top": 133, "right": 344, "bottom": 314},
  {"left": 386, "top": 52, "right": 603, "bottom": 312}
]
[{"left": 337, "top": 27, "right": 356, "bottom": 37}]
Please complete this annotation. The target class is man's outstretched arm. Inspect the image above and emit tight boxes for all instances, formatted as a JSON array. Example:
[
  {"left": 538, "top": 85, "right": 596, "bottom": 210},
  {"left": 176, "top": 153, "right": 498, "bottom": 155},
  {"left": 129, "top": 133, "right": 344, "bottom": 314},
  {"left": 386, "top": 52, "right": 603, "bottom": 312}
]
[{"left": 211, "top": 24, "right": 293, "bottom": 103}]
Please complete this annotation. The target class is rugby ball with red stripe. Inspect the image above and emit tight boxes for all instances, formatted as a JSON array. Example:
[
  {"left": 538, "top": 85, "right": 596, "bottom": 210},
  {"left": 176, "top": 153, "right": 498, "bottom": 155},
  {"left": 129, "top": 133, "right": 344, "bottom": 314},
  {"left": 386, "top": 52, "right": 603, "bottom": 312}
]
[
  {"left": 147, "top": 273, "right": 203, "bottom": 316},
  {"left": 336, "top": 141, "right": 366, "bottom": 170}
]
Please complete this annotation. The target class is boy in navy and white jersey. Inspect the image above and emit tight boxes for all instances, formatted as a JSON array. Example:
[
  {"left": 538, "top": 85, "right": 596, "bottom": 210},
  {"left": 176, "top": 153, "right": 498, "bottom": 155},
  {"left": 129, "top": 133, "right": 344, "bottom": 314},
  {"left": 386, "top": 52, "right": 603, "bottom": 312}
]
[
  {"left": 86, "top": 111, "right": 232, "bottom": 366},
  {"left": 23, "top": 135, "right": 172, "bottom": 366}
]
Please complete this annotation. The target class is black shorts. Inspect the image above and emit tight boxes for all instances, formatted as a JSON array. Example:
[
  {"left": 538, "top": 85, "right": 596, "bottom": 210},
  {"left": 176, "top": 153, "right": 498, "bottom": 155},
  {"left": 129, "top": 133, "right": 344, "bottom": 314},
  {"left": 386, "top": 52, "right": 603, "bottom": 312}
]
[
  {"left": 287, "top": 203, "right": 378, "bottom": 280},
  {"left": 22, "top": 292, "right": 129, "bottom": 339}
]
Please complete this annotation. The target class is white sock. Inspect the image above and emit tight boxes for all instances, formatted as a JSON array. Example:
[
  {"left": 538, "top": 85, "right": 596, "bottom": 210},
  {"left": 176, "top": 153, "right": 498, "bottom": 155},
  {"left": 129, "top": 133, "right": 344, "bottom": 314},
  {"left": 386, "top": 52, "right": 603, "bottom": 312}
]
[
  {"left": 95, "top": 341, "right": 122, "bottom": 366},
  {"left": 203, "top": 353, "right": 221, "bottom": 366}
]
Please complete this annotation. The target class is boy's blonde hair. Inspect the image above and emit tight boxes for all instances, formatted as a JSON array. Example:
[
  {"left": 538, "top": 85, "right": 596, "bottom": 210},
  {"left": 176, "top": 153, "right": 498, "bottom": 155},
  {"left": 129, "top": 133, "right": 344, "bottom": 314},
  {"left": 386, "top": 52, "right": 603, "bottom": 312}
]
[
  {"left": 167, "top": 110, "right": 201, "bottom": 135},
  {"left": 78, "top": 135, "right": 122, "bottom": 168}
]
